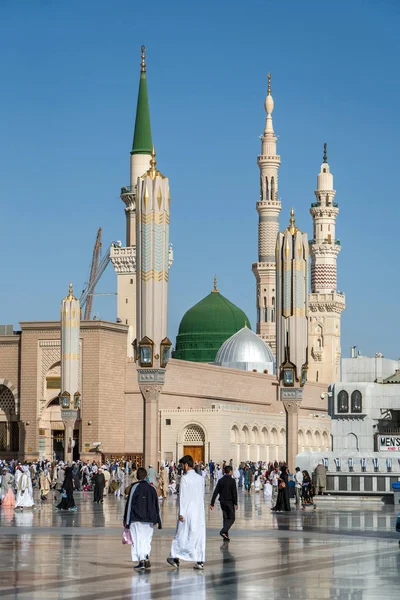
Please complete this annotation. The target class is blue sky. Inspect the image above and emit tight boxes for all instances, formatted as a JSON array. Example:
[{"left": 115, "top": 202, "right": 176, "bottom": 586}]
[{"left": 0, "top": 0, "right": 399, "bottom": 361}]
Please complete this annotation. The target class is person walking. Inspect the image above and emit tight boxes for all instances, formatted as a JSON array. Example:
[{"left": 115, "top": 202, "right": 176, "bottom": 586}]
[
  {"left": 314, "top": 463, "right": 327, "bottom": 495},
  {"left": 93, "top": 468, "right": 105, "bottom": 503},
  {"left": 167, "top": 455, "right": 206, "bottom": 570},
  {"left": 56, "top": 467, "right": 77, "bottom": 511},
  {"left": 123, "top": 467, "right": 162, "bottom": 571},
  {"left": 210, "top": 465, "right": 238, "bottom": 541},
  {"left": 270, "top": 465, "right": 280, "bottom": 508},
  {"left": 294, "top": 467, "right": 303, "bottom": 507},
  {"left": 39, "top": 468, "right": 51, "bottom": 501},
  {"left": 271, "top": 465, "right": 291, "bottom": 512},
  {"left": 15, "top": 466, "right": 35, "bottom": 510},
  {"left": 301, "top": 470, "right": 316, "bottom": 510},
  {"left": 244, "top": 466, "right": 253, "bottom": 493}
]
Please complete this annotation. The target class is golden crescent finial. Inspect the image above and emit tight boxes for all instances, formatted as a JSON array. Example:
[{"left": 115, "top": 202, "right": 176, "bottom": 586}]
[
  {"left": 267, "top": 72, "right": 271, "bottom": 95},
  {"left": 212, "top": 275, "right": 219, "bottom": 293}
]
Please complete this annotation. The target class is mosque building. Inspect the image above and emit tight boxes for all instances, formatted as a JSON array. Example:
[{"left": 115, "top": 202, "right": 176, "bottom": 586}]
[{"left": 0, "top": 48, "right": 332, "bottom": 466}]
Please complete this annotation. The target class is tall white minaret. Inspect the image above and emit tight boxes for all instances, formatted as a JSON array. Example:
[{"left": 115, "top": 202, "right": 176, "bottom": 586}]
[
  {"left": 111, "top": 45, "right": 153, "bottom": 356},
  {"left": 60, "top": 283, "right": 81, "bottom": 463},
  {"left": 136, "top": 147, "right": 171, "bottom": 469},
  {"left": 308, "top": 144, "right": 345, "bottom": 383},
  {"left": 252, "top": 73, "right": 281, "bottom": 355}
]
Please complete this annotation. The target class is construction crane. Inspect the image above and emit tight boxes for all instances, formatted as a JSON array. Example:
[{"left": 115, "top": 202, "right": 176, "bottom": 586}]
[
  {"left": 80, "top": 229, "right": 122, "bottom": 319},
  {"left": 83, "top": 228, "right": 102, "bottom": 320}
]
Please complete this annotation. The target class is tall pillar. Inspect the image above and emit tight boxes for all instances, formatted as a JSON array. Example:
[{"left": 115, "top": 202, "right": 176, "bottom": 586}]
[
  {"left": 138, "top": 370, "right": 165, "bottom": 468},
  {"left": 276, "top": 210, "right": 309, "bottom": 469},
  {"left": 135, "top": 147, "right": 171, "bottom": 470},
  {"left": 60, "top": 283, "right": 81, "bottom": 464}
]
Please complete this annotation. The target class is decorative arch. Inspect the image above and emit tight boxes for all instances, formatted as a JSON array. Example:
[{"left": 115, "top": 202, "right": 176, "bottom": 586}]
[
  {"left": 346, "top": 432, "right": 359, "bottom": 451},
  {"left": 241, "top": 425, "right": 250, "bottom": 444},
  {"left": 314, "top": 430, "right": 322, "bottom": 451},
  {"left": 298, "top": 429, "right": 305, "bottom": 450},
  {"left": 177, "top": 421, "right": 208, "bottom": 446},
  {"left": 183, "top": 424, "right": 205, "bottom": 444},
  {"left": 0, "top": 379, "right": 19, "bottom": 416},
  {"left": 271, "top": 427, "right": 278, "bottom": 446},
  {"left": 279, "top": 428, "right": 286, "bottom": 446},
  {"left": 262, "top": 427, "right": 269, "bottom": 445},
  {"left": 230, "top": 425, "right": 239, "bottom": 444},
  {"left": 251, "top": 426, "right": 259, "bottom": 445},
  {"left": 322, "top": 431, "right": 330, "bottom": 450},
  {"left": 306, "top": 430, "right": 313, "bottom": 448}
]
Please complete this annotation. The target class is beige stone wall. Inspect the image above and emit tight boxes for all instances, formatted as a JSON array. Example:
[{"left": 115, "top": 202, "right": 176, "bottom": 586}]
[
  {"left": 159, "top": 359, "right": 331, "bottom": 465},
  {"left": 0, "top": 335, "right": 20, "bottom": 392},
  {"left": 124, "top": 362, "right": 143, "bottom": 454}
]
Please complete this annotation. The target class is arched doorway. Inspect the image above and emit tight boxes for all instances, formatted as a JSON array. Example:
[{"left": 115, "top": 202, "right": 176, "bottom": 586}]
[
  {"left": 39, "top": 397, "right": 80, "bottom": 461},
  {"left": 0, "top": 384, "right": 19, "bottom": 455},
  {"left": 182, "top": 424, "right": 205, "bottom": 464}
]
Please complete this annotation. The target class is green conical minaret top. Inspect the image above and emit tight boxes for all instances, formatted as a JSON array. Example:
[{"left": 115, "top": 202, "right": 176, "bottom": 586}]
[{"left": 131, "top": 45, "right": 153, "bottom": 155}]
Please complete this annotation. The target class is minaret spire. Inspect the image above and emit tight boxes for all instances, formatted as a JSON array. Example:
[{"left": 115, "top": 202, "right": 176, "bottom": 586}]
[
  {"left": 252, "top": 73, "right": 281, "bottom": 355},
  {"left": 323, "top": 142, "right": 327, "bottom": 163},
  {"left": 132, "top": 45, "right": 152, "bottom": 156}
]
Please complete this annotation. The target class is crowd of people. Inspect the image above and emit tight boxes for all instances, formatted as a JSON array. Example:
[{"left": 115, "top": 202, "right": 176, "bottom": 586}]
[{"left": 0, "top": 455, "right": 327, "bottom": 573}]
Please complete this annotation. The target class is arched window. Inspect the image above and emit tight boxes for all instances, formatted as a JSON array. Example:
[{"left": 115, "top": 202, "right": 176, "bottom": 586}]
[
  {"left": 0, "top": 385, "right": 16, "bottom": 415},
  {"left": 351, "top": 390, "right": 362, "bottom": 413},
  {"left": 337, "top": 390, "right": 349, "bottom": 413},
  {"left": 265, "top": 177, "right": 269, "bottom": 200},
  {"left": 270, "top": 177, "right": 275, "bottom": 200}
]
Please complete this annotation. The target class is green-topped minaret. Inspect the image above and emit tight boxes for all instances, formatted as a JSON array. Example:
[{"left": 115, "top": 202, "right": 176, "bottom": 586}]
[
  {"left": 111, "top": 45, "right": 154, "bottom": 359},
  {"left": 131, "top": 45, "right": 153, "bottom": 155}
]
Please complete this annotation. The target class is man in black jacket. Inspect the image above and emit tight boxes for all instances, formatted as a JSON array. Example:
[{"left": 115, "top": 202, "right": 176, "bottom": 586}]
[
  {"left": 123, "top": 467, "right": 162, "bottom": 571},
  {"left": 210, "top": 465, "right": 238, "bottom": 541}
]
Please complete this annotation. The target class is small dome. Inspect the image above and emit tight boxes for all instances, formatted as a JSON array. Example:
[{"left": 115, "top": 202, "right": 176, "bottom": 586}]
[
  {"left": 214, "top": 327, "right": 275, "bottom": 374},
  {"left": 172, "top": 290, "right": 251, "bottom": 363}
]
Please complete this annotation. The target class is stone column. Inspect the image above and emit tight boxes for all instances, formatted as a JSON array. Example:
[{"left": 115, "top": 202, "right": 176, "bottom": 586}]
[
  {"left": 138, "top": 369, "right": 165, "bottom": 469},
  {"left": 61, "top": 410, "right": 77, "bottom": 464},
  {"left": 281, "top": 388, "right": 302, "bottom": 471}
]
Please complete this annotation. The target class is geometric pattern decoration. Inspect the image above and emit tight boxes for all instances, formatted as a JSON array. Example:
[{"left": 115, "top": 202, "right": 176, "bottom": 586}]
[
  {"left": 0, "top": 422, "right": 6, "bottom": 451},
  {"left": 0, "top": 379, "right": 19, "bottom": 416},
  {"left": 183, "top": 424, "right": 205, "bottom": 443},
  {"left": 311, "top": 264, "right": 337, "bottom": 290},
  {"left": 0, "top": 385, "right": 16, "bottom": 414}
]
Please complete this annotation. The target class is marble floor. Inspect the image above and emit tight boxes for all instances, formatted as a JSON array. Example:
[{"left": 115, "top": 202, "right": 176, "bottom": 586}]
[{"left": 0, "top": 486, "right": 399, "bottom": 599}]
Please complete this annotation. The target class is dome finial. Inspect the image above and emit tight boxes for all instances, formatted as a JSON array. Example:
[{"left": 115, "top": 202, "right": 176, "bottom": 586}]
[
  {"left": 141, "top": 45, "right": 146, "bottom": 73},
  {"left": 65, "top": 282, "right": 76, "bottom": 301},
  {"left": 267, "top": 72, "right": 271, "bottom": 96},
  {"left": 212, "top": 275, "right": 219, "bottom": 293},
  {"left": 287, "top": 208, "right": 299, "bottom": 235},
  {"left": 323, "top": 142, "right": 328, "bottom": 163}
]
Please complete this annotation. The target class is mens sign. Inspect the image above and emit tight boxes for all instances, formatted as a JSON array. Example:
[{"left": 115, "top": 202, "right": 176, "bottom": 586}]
[{"left": 379, "top": 436, "right": 400, "bottom": 451}]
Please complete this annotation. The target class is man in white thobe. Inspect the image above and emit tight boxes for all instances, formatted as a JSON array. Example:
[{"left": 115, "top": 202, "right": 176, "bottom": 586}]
[
  {"left": 15, "top": 466, "right": 35, "bottom": 510},
  {"left": 167, "top": 455, "right": 206, "bottom": 570}
]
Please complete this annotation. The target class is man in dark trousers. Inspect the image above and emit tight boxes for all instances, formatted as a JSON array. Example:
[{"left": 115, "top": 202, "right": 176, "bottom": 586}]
[{"left": 210, "top": 465, "right": 238, "bottom": 541}]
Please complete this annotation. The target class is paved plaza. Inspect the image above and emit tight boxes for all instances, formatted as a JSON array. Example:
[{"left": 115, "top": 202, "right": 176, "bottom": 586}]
[{"left": 0, "top": 487, "right": 399, "bottom": 599}]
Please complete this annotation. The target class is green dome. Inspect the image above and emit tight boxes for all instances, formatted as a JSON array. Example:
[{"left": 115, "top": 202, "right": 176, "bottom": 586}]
[{"left": 172, "top": 290, "right": 251, "bottom": 363}]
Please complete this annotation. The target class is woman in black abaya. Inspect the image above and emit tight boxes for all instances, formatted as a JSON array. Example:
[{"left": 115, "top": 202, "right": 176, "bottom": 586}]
[
  {"left": 271, "top": 465, "right": 291, "bottom": 512},
  {"left": 93, "top": 468, "right": 105, "bottom": 503},
  {"left": 56, "top": 467, "right": 77, "bottom": 511}
]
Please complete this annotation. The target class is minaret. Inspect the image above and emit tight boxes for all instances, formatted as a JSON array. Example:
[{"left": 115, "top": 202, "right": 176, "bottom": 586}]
[
  {"left": 308, "top": 144, "right": 345, "bottom": 383},
  {"left": 111, "top": 45, "right": 153, "bottom": 354},
  {"left": 276, "top": 211, "right": 309, "bottom": 470},
  {"left": 136, "top": 147, "right": 171, "bottom": 468},
  {"left": 252, "top": 73, "right": 281, "bottom": 355},
  {"left": 60, "top": 283, "right": 81, "bottom": 463}
]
